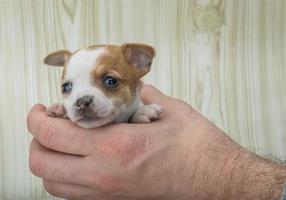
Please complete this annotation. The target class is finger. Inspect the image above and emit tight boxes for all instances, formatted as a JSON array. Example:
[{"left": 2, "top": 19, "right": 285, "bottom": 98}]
[
  {"left": 27, "top": 104, "right": 94, "bottom": 155},
  {"left": 43, "top": 180, "right": 96, "bottom": 200},
  {"left": 29, "top": 139, "right": 89, "bottom": 185},
  {"left": 140, "top": 84, "right": 170, "bottom": 106}
]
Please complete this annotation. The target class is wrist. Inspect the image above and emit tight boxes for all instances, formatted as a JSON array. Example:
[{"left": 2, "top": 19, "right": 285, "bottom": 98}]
[
  {"left": 226, "top": 150, "right": 286, "bottom": 199},
  {"left": 174, "top": 123, "right": 286, "bottom": 200},
  {"left": 187, "top": 133, "right": 286, "bottom": 199},
  {"left": 158, "top": 107, "right": 286, "bottom": 200},
  {"left": 186, "top": 129, "right": 245, "bottom": 199},
  {"left": 170, "top": 124, "right": 240, "bottom": 199}
]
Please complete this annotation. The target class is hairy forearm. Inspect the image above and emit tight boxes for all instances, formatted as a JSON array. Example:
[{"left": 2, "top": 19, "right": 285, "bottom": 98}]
[
  {"left": 224, "top": 150, "right": 286, "bottom": 200},
  {"left": 178, "top": 127, "right": 286, "bottom": 200}
]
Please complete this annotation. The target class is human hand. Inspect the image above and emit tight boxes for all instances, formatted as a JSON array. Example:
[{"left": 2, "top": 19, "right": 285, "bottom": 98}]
[{"left": 27, "top": 85, "right": 286, "bottom": 200}]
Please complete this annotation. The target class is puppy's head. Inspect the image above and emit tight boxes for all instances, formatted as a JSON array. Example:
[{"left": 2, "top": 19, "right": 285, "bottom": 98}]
[{"left": 44, "top": 44, "right": 155, "bottom": 128}]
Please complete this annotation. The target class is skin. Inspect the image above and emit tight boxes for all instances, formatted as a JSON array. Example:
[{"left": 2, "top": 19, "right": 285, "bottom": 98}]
[{"left": 27, "top": 85, "right": 286, "bottom": 200}]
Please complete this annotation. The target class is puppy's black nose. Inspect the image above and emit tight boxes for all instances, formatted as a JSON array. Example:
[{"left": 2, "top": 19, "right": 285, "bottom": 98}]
[{"left": 76, "top": 95, "right": 93, "bottom": 109}]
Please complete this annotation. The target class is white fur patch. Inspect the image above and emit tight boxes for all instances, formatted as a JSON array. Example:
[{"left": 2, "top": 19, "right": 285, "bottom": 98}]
[{"left": 66, "top": 48, "right": 106, "bottom": 82}]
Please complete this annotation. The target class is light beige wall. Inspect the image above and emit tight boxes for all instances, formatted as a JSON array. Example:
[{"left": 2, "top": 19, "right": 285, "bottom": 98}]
[{"left": 0, "top": 0, "right": 285, "bottom": 199}]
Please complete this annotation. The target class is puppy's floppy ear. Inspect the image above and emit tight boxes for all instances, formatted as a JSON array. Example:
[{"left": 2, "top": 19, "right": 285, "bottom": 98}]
[
  {"left": 43, "top": 50, "right": 71, "bottom": 66},
  {"left": 122, "top": 43, "right": 155, "bottom": 77}
]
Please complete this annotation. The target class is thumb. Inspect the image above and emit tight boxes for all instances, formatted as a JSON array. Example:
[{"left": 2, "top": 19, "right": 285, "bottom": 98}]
[{"left": 140, "top": 84, "right": 169, "bottom": 105}]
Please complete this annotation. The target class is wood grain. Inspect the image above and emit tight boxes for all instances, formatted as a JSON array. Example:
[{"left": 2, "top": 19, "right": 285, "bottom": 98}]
[{"left": 0, "top": 0, "right": 285, "bottom": 199}]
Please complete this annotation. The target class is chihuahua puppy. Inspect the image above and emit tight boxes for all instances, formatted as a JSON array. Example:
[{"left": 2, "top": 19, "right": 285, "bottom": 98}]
[{"left": 45, "top": 43, "right": 162, "bottom": 128}]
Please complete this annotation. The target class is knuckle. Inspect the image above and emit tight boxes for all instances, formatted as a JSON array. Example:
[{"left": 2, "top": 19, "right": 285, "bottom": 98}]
[
  {"left": 29, "top": 151, "right": 43, "bottom": 176},
  {"left": 171, "top": 98, "right": 188, "bottom": 108},
  {"left": 26, "top": 104, "right": 43, "bottom": 132},
  {"left": 143, "top": 84, "right": 155, "bottom": 92},
  {"left": 43, "top": 181, "right": 58, "bottom": 196},
  {"left": 88, "top": 175, "right": 120, "bottom": 193},
  {"left": 26, "top": 111, "right": 35, "bottom": 132}
]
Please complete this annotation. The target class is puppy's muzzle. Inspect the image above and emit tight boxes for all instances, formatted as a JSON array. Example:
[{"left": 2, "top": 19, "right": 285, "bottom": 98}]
[{"left": 75, "top": 95, "right": 93, "bottom": 113}]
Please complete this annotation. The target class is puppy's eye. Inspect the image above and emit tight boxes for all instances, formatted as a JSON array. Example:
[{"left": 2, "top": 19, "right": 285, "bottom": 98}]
[
  {"left": 62, "top": 82, "right": 73, "bottom": 93},
  {"left": 102, "top": 76, "right": 118, "bottom": 89}
]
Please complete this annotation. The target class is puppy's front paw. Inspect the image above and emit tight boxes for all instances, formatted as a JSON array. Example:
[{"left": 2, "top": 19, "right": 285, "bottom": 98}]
[
  {"left": 130, "top": 104, "right": 163, "bottom": 123},
  {"left": 46, "top": 103, "right": 68, "bottom": 118}
]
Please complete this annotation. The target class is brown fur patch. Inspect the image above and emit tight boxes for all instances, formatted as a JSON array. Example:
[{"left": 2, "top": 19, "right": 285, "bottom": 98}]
[{"left": 91, "top": 45, "right": 141, "bottom": 105}]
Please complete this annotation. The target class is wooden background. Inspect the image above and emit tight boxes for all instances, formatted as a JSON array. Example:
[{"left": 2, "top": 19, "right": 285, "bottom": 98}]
[{"left": 0, "top": 0, "right": 285, "bottom": 199}]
